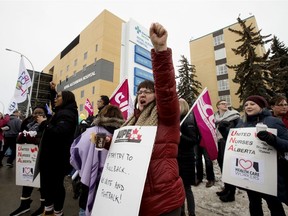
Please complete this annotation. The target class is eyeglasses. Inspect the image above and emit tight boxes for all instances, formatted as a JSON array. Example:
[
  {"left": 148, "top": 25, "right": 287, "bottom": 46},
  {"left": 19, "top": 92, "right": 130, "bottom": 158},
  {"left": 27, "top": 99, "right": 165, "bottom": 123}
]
[
  {"left": 276, "top": 104, "right": 288, "bottom": 107},
  {"left": 136, "top": 90, "right": 154, "bottom": 95}
]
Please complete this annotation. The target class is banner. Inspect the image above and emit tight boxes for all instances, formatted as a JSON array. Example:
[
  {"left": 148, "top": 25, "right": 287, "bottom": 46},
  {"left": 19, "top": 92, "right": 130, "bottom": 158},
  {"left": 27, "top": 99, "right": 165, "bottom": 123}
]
[
  {"left": 110, "top": 79, "right": 133, "bottom": 120},
  {"left": 16, "top": 144, "right": 40, "bottom": 188},
  {"left": 222, "top": 127, "right": 277, "bottom": 195},
  {"left": 84, "top": 98, "right": 94, "bottom": 116},
  {"left": 14, "top": 57, "right": 32, "bottom": 103},
  {"left": 192, "top": 88, "right": 218, "bottom": 160},
  {"left": 91, "top": 126, "right": 157, "bottom": 216}
]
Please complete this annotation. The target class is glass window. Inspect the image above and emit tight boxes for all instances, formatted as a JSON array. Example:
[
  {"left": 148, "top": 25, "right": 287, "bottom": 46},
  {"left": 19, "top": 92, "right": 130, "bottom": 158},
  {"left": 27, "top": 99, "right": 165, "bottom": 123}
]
[
  {"left": 216, "top": 64, "right": 228, "bottom": 75},
  {"left": 214, "top": 48, "right": 226, "bottom": 61},
  {"left": 219, "top": 95, "right": 231, "bottom": 106},
  {"left": 66, "top": 76, "right": 68, "bottom": 82},
  {"left": 60, "top": 70, "right": 63, "bottom": 76},
  {"left": 95, "top": 44, "right": 98, "bottom": 52},
  {"left": 79, "top": 104, "right": 83, "bottom": 111},
  {"left": 73, "top": 71, "right": 76, "bottom": 77},
  {"left": 92, "top": 86, "right": 95, "bottom": 94},
  {"left": 84, "top": 52, "right": 88, "bottom": 60},
  {"left": 74, "top": 59, "right": 78, "bottom": 66},
  {"left": 214, "top": 34, "right": 224, "bottom": 46},
  {"left": 83, "top": 64, "right": 87, "bottom": 72},
  {"left": 217, "top": 79, "right": 229, "bottom": 91},
  {"left": 81, "top": 90, "right": 84, "bottom": 98},
  {"left": 66, "top": 65, "right": 69, "bottom": 72}
]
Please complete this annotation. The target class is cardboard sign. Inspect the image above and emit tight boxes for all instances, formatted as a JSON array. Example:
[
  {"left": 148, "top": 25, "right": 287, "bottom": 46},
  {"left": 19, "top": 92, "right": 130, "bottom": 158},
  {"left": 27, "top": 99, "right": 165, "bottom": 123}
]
[
  {"left": 16, "top": 144, "right": 40, "bottom": 188},
  {"left": 91, "top": 126, "right": 157, "bottom": 216},
  {"left": 222, "top": 127, "right": 277, "bottom": 196}
]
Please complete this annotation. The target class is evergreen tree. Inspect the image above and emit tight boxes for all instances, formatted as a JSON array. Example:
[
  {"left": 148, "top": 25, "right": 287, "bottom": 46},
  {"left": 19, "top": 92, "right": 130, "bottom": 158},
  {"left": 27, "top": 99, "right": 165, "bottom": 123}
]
[
  {"left": 227, "top": 17, "right": 272, "bottom": 105},
  {"left": 267, "top": 36, "right": 288, "bottom": 96},
  {"left": 176, "top": 55, "right": 202, "bottom": 107}
]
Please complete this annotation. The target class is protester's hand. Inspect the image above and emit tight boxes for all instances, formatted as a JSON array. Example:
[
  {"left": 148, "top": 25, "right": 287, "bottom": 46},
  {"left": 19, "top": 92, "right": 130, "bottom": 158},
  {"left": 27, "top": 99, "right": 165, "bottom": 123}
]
[
  {"left": 50, "top": 81, "right": 56, "bottom": 90},
  {"left": 104, "top": 135, "right": 112, "bottom": 150},
  {"left": 149, "top": 23, "right": 168, "bottom": 52},
  {"left": 257, "top": 131, "right": 276, "bottom": 146}
]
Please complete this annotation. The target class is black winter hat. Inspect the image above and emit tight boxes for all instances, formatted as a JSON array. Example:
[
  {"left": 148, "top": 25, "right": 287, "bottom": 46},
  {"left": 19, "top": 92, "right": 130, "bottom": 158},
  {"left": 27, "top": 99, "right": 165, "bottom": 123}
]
[{"left": 244, "top": 95, "right": 268, "bottom": 108}]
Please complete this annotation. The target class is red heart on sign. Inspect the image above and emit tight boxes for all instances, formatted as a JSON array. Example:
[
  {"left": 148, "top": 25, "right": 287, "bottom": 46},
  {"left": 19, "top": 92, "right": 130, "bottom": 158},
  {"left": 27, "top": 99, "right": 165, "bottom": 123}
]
[
  {"left": 239, "top": 159, "right": 253, "bottom": 170},
  {"left": 24, "top": 167, "right": 31, "bottom": 174}
]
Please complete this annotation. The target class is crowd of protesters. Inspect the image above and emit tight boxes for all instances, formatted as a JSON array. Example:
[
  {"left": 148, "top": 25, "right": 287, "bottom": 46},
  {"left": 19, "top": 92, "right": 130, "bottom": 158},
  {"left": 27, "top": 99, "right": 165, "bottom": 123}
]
[{"left": 1, "top": 22, "right": 288, "bottom": 216}]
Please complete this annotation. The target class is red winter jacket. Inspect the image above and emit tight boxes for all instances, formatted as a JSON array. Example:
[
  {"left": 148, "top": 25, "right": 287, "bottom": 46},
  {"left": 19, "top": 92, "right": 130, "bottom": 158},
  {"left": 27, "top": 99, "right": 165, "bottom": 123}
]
[{"left": 139, "top": 48, "right": 185, "bottom": 215}]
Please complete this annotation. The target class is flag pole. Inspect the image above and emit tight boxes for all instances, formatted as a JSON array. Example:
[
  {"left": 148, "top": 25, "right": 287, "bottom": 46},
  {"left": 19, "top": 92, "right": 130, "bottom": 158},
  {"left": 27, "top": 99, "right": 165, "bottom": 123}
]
[
  {"left": 180, "top": 87, "right": 207, "bottom": 126},
  {"left": 6, "top": 48, "right": 35, "bottom": 117}
]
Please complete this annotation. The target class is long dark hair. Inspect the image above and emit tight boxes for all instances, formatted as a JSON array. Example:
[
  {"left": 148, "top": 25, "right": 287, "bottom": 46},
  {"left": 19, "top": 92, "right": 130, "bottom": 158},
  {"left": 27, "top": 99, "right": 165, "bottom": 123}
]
[{"left": 60, "top": 91, "right": 77, "bottom": 108}]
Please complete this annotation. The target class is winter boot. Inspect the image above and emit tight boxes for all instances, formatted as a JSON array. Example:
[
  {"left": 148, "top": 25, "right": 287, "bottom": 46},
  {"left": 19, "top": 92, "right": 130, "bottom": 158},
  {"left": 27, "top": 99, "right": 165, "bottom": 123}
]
[
  {"left": 219, "top": 191, "right": 235, "bottom": 202},
  {"left": 31, "top": 200, "right": 45, "bottom": 216},
  {"left": 10, "top": 198, "right": 32, "bottom": 216}
]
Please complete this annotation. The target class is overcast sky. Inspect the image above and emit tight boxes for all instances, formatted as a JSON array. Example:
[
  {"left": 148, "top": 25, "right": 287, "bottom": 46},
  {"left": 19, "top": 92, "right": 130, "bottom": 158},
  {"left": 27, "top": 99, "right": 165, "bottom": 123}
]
[{"left": 0, "top": 0, "right": 287, "bottom": 113}]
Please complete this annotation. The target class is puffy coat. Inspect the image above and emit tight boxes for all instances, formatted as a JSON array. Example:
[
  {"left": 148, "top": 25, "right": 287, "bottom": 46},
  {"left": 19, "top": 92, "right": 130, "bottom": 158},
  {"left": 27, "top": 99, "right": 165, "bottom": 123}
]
[
  {"left": 237, "top": 109, "right": 288, "bottom": 204},
  {"left": 178, "top": 113, "right": 199, "bottom": 186},
  {"left": 139, "top": 48, "right": 185, "bottom": 215}
]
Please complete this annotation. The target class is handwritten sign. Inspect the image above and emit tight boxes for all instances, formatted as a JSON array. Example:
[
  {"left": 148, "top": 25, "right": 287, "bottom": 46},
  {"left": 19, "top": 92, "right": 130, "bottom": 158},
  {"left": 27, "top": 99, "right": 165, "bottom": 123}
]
[
  {"left": 91, "top": 126, "right": 157, "bottom": 216},
  {"left": 222, "top": 127, "right": 277, "bottom": 195},
  {"left": 16, "top": 144, "right": 40, "bottom": 188}
]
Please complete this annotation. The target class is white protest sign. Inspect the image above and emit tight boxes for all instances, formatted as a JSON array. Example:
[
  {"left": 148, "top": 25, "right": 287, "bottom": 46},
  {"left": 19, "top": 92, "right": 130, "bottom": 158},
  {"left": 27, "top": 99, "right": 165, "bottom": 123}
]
[
  {"left": 222, "top": 127, "right": 277, "bottom": 196},
  {"left": 91, "top": 126, "right": 157, "bottom": 216},
  {"left": 16, "top": 144, "right": 40, "bottom": 188}
]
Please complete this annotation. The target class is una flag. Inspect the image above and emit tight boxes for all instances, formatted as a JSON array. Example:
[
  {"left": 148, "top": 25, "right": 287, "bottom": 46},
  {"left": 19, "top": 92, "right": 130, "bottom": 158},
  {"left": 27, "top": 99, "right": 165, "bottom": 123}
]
[
  {"left": 7, "top": 97, "right": 18, "bottom": 115},
  {"left": 110, "top": 79, "right": 133, "bottom": 120},
  {"left": 14, "top": 56, "right": 32, "bottom": 103},
  {"left": 84, "top": 98, "right": 94, "bottom": 116},
  {"left": 187, "top": 88, "right": 218, "bottom": 160}
]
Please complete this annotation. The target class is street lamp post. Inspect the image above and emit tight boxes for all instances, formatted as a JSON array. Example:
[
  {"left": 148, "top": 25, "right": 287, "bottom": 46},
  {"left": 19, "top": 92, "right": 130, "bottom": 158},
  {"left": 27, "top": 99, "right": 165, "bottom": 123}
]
[{"left": 6, "top": 48, "right": 35, "bottom": 117}]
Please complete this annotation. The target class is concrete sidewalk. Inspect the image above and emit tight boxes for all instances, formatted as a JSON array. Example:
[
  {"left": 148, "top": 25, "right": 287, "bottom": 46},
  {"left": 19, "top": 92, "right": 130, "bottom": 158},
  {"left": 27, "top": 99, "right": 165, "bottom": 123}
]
[{"left": 0, "top": 162, "right": 79, "bottom": 216}]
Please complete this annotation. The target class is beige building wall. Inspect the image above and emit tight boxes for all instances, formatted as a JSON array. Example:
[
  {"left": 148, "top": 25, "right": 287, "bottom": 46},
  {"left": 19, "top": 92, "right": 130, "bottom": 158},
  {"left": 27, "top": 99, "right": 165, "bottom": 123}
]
[
  {"left": 190, "top": 16, "right": 265, "bottom": 111},
  {"left": 43, "top": 10, "right": 124, "bottom": 116}
]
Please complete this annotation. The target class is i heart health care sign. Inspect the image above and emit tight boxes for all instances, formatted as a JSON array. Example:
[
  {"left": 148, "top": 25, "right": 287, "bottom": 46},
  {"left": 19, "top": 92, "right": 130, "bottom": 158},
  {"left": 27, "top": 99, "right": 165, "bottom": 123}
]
[{"left": 222, "top": 127, "right": 277, "bottom": 196}]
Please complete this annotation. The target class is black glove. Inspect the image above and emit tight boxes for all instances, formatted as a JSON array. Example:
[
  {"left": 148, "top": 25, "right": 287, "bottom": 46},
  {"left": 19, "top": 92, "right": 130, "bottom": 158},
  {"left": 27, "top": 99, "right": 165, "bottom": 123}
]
[{"left": 257, "top": 131, "right": 276, "bottom": 146}]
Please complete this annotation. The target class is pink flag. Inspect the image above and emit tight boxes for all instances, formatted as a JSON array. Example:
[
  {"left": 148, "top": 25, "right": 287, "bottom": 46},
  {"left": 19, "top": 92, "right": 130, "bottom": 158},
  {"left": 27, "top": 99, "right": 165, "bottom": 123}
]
[
  {"left": 110, "top": 79, "right": 132, "bottom": 120},
  {"left": 84, "top": 98, "right": 94, "bottom": 116},
  {"left": 192, "top": 88, "right": 218, "bottom": 160}
]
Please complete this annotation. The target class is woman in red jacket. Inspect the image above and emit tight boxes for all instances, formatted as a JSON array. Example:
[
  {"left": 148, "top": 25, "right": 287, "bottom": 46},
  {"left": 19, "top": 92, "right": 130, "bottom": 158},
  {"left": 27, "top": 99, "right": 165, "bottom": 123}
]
[{"left": 122, "top": 23, "right": 185, "bottom": 216}]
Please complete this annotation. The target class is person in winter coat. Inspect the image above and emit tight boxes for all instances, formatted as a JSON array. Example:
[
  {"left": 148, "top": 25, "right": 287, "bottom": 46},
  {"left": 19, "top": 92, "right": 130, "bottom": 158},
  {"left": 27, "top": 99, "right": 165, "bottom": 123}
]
[
  {"left": 237, "top": 95, "right": 288, "bottom": 216},
  {"left": 1, "top": 110, "right": 22, "bottom": 166},
  {"left": 0, "top": 112, "right": 10, "bottom": 167},
  {"left": 178, "top": 98, "right": 199, "bottom": 216},
  {"left": 39, "top": 90, "right": 78, "bottom": 216},
  {"left": 10, "top": 106, "right": 50, "bottom": 216},
  {"left": 270, "top": 95, "right": 288, "bottom": 128},
  {"left": 214, "top": 100, "right": 240, "bottom": 202},
  {"left": 70, "top": 104, "right": 124, "bottom": 216},
  {"left": 122, "top": 23, "right": 185, "bottom": 216}
]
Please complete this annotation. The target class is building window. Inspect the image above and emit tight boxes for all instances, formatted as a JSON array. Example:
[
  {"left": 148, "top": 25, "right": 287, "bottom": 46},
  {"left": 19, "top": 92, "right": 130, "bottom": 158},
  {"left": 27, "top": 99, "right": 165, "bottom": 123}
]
[
  {"left": 92, "top": 86, "right": 95, "bottom": 94},
  {"left": 83, "top": 64, "right": 87, "bottom": 72},
  {"left": 66, "top": 76, "right": 68, "bottom": 82},
  {"left": 216, "top": 64, "right": 228, "bottom": 75},
  {"left": 95, "top": 44, "right": 98, "bottom": 52},
  {"left": 214, "top": 48, "right": 226, "bottom": 61},
  {"left": 81, "top": 90, "right": 84, "bottom": 98},
  {"left": 92, "top": 101, "right": 94, "bottom": 108},
  {"left": 84, "top": 52, "right": 88, "bottom": 60},
  {"left": 66, "top": 65, "right": 69, "bottom": 72},
  {"left": 214, "top": 34, "right": 224, "bottom": 46},
  {"left": 60, "top": 70, "right": 63, "bottom": 76},
  {"left": 219, "top": 95, "right": 231, "bottom": 106},
  {"left": 79, "top": 104, "right": 83, "bottom": 111},
  {"left": 60, "top": 80, "right": 62, "bottom": 85},
  {"left": 73, "top": 70, "right": 76, "bottom": 77},
  {"left": 74, "top": 59, "right": 78, "bottom": 66},
  {"left": 94, "top": 58, "right": 97, "bottom": 65},
  {"left": 217, "top": 79, "right": 229, "bottom": 91}
]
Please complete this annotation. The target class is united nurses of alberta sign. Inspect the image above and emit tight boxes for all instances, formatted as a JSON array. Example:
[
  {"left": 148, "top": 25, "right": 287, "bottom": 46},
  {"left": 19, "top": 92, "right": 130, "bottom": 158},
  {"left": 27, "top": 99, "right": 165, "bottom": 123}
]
[
  {"left": 222, "top": 127, "right": 277, "bottom": 196},
  {"left": 91, "top": 126, "right": 157, "bottom": 216}
]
